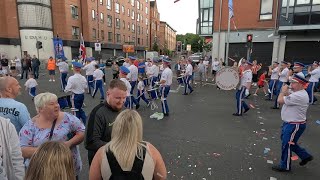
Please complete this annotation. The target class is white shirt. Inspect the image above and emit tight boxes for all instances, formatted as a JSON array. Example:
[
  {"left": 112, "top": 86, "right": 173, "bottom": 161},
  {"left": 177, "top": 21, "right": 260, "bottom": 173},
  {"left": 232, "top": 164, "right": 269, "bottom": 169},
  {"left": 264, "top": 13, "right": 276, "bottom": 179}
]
[
  {"left": 279, "top": 67, "right": 289, "bottom": 82},
  {"left": 56, "top": 61, "right": 69, "bottom": 73},
  {"left": 296, "top": 72, "right": 305, "bottom": 78},
  {"left": 120, "top": 77, "right": 131, "bottom": 96},
  {"left": 137, "top": 81, "right": 145, "bottom": 91},
  {"left": 159, "top": 64, "right": 164, "bottom": 72},
  {"left": 161, "top": 67, "right": 173, "bottom": 86},
  {"left": 93, "top": 69, "right": 104, "bottom": 80},
  {"left": 240, "top": 69, "right": 252, "bottom": 88},
  {"left": 15, "top": 58, "right": 21, "bottom": 67},
  {"left": 281, "top": 90, "right": 309, "bottom": 122},
  {"left": 185, "top": 64, "right": 193, "bottom": 76},
  {"left": 145, "top": 62, "right": 151, "bottom": 74},
  {"left": 271, "top": 67, "right": 279, "bottom": 80},
  {"left": 149, "top": 64, "right": 159, "bottom": 77},
  {"left": 203, "top": 60, "right": 209, "bottom": 67},
  {"left": 127, "top": 64, "right": 138, "bottom": 81},
  {"left": 123, "top": 62, "right": 130, "bottom": 68},
  {"left": 82, "top": 62, "right": 95, "bottom": 75},
  {"left": 24, "top": 78, "right": 38, "bottom": 88},
  {"left": 64, "top": 73, "right": 88, "bottom": 94},
  {"left": 212, "top": 61, "right": 220, "bottom": 71},
  {"left": 309, "top": 68, "right": 320, "bottom": 82}
]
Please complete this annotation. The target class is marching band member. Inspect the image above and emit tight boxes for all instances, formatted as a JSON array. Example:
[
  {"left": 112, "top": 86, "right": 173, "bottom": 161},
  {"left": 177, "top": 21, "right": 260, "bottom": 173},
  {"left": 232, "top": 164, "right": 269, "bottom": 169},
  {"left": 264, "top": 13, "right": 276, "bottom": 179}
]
[
  {"left": 123, "top": 58, "right": 130, "bottom": 68},
  {"left": 183, "top": 59, "right": 194, "bottom": 95},
  {"left": 148, "top": 59, "right": 160, "bottom": 87},
  {"left": 92, "top": 64, "right": 105, "bottom": 102},
  {"left": 119, "top": 66, "right": 134, "bottom": 109},
  {"left": 24, "top": 73, "right": 38, "bottom": 100},
  {"left": 273, "top": 61, "right": 289, "bottom": 109},
  {"left": 159, "top": 58, "right": 173, "bottom": 116},
  {"left": 56, "top": 57, "right": 69, "bottom": 91},
  {"left": 136, "top": 76, "right": 150, "bottom": 106},
  {"left": 83, "top": 57, "right": 96, "bottom": 94},
  {"left": 233, "top": 61, "right": 252, "bottom": 116},
  {"left": 65, "top": 62, "right": 88, "bottom": 124},
  {"left": 127, "top": 56, "right": 140, "bottom": 109},
  {"left": 307, "top": 61, "right": 320, "bottom": 104},
  {"left": 272, "top": 74, "right": 313, "bottom": 172},
  {"left": 267, "top": 62, "right": 279, "bottom": 100},
  {"left": 292, "top": 62, "right": 305, "bottom": 78}
]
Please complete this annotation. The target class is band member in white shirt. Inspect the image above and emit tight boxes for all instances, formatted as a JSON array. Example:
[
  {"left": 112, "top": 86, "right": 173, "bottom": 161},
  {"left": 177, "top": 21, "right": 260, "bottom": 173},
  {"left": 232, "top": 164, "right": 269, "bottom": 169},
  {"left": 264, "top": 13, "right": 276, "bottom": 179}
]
[{"left": 92, "top": 65, "right": 105, "bottom": 102}]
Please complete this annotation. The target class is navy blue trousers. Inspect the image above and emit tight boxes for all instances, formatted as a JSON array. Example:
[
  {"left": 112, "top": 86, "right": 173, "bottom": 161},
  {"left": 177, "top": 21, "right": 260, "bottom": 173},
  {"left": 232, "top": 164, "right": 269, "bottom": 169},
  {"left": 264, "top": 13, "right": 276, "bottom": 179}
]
[
  {"left": 92, "top": 79, "right": 105, "bottom": 100},
  {"left": 29, "top": 87, "right": 36, "bottom": 97},
  {"left": 160, "top": 85, "right": 170, "bottom": 114},
  {"left": 87, "top": 75, "right": 94, "bottom": 94},
  {"left": 184, "top": 75, "right": 193, "bottom": 94},
  {"left": 268, "top": 79, "right": 278, "bottom": 100},
  {"left": 306, "top": 82, "right": 317, "bottom": 104},
  {"left": 274, "top": 81, "right": 284, "bottom": 108},
  {"left": 137, "top": 90, "right": 149, "bottom": 105},
  {"left": 71, "top": 93, "right": 86, "bottom": 124},
  {"left": 235, "top": 86, "right": 249, "bottom": 115},
  {"left": 60, "top": 72, "right": 68, "bottom": 91}
]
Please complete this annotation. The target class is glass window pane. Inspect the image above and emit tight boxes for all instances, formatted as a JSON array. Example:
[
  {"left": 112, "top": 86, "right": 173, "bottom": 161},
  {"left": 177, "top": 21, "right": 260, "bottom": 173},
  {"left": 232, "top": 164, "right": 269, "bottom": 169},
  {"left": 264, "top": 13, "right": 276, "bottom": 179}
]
[
  {"left": 313, "top": 0, "right": 320, "bottom": 4},
  {"left": 293, "top": 13, "right": 310, "bottom": 25},
  {"left": 260, "top": 14, "right": 273, "bottom": 20},
  {"left": 282, "top": 0, "right": 294, "bottom": 7},
  {"left": 203, "top": 9, "right": 208, "bottom": 21},
  {"left": 209, "top": 8, "right": 213, "bottom": 21},
  {"left": 296, "top": 0, "right": 310, "bottom": 5},
  {"left": 311, "top": 12, "right": 320, "bottom": 24},
  {"left": 260, "top": 0, "right": 273, "bottom": 14}
]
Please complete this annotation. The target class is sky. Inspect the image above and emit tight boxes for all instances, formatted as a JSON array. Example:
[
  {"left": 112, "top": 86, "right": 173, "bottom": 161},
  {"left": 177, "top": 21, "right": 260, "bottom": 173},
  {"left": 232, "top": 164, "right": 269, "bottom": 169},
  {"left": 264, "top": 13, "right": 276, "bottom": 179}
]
[{"left": 156, "top": 0, "right": 198, "bottom": 35}]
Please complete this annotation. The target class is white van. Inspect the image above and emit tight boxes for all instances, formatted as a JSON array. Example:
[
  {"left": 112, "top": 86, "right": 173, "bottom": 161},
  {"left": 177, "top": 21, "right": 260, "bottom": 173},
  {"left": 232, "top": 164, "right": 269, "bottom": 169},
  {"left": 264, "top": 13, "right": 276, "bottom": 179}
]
[{"left": 146, "top": 51, "right": 159, "bottom": 61}]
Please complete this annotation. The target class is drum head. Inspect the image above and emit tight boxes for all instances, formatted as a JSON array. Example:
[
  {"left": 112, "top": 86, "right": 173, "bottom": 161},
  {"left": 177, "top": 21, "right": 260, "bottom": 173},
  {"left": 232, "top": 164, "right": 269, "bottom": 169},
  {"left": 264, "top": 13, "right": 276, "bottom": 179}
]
[{"left": 215, "top": 67, "right": 239, "bottom": 90}]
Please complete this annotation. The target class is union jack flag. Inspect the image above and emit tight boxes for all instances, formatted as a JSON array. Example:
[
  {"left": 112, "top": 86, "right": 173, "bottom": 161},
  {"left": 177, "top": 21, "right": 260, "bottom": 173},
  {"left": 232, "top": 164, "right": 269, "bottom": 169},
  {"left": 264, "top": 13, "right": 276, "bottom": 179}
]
[{"left": 79, "top": 33, "right": 86, "bottom": 64}]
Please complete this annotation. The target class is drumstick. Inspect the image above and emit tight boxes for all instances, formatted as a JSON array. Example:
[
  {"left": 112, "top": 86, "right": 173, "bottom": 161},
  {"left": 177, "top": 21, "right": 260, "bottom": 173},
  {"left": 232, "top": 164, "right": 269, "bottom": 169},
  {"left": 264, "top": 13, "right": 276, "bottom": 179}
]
[{"left": 228, "top": 57, "right": 236, "bottom": 62}]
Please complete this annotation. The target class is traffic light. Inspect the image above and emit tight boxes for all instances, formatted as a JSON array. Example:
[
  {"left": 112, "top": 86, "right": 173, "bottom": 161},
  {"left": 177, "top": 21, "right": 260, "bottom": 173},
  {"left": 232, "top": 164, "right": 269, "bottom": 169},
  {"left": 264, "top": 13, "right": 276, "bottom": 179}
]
[
  {"left": 247, "top": 34, "right": 253, "bottom": 43},
  {"left": 36, "top": 41, "right": 43, "bottom": 49}
]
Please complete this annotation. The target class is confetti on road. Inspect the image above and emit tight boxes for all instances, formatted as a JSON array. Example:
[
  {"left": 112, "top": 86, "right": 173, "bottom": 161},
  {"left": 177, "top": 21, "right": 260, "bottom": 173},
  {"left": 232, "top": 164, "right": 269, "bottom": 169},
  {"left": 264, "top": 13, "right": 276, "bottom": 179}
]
[
  {"left": 249, "top": 104, "right": 255, "bottom": 108},
  {"left": 270, "top": 177, "right": 277, "bottom": 180},
  {"left": 260, "top": 122, "right": 264, "bottom": 125},
  {"left": 267, "top": 160, "right": 274, "bottom": 164},
  {"left": 261, "top": 129, "right": 266, "bottom": 131},
  {"left": 249, "top": 167, "right": 252, "bottom": 170},
  {"left": 264, "top": 148, "right": 271, "bottom": 154},
  {"left": 316, "top": 120, "right": 320, "bottom": 125},
  {"left": 263, "top": 137, "right": 268, "bottom": 140},
  {"left": 291, "top": 155, "right": 299, "bottom": 161},
  {"left": 249, "top": 153, "right": 253, "bottom": 156}
]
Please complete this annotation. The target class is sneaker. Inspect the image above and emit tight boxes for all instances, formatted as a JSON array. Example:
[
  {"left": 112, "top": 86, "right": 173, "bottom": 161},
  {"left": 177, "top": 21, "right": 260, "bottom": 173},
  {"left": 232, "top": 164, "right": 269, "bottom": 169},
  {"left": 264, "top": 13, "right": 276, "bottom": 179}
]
[
  {"left": 265, "top": 93, "right": 269, "bottom": 96},
  {"left": 49, "top": 79, "right": 52, "bottom": 82},
  {"left": 135, "top": 104, "right": 140, "bottom": 110},
  {"left": 189, "top": 90, "right": 194, "bottom": 94},
  {"left": 243, "top": 108, "right": 250, "bottom": 114},
  {"left": 253, "top": 94, "right": 258, "bottom": 96},
  {"left": 53, "top": 79, "right": 55, "bottom": 82},
  {"left": 299, "top": 156, "right": 313, "bottom": 166},
  {"left": 268, "top": 89, "right": 271, "bottom": 93}
]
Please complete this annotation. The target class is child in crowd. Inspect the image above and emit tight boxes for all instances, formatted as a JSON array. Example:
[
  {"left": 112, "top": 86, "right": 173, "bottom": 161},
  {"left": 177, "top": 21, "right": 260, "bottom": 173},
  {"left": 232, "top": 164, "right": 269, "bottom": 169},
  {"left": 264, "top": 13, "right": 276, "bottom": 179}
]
[
  {"left": 198, "top": 59, "right": 206, "bottom": 86},
  {"left": 254, "top": 70, "right": 268, "bottom": 96},
  {"left": 24, "top": 73, "right": 38, "bottom": 100},
  {"left": 137, "top": 76, "right": 150, "bottom": 106}
]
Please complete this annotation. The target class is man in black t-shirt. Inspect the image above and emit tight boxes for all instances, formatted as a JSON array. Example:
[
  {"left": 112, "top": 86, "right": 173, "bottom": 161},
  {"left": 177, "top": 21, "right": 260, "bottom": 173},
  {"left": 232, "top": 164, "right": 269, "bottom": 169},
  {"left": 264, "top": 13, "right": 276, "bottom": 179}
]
[{"left": 85, "top": 79, "right": 127, "bottom": 165}]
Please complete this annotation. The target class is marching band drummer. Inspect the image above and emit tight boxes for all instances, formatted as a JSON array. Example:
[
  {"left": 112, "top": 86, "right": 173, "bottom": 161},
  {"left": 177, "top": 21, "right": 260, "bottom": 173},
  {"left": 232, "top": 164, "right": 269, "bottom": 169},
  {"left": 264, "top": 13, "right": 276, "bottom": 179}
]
[
  {"left": 183, "top": 59, "right": 194, "bottom": 95},
  {"left": 119, "top": 66, "right": 135, "bottom": 109},
  {"left": 159, "top": 58, "right": 173, "bottom": 116},
  {"left": 147, "top": 59, "right": 160, "bottom": 87},
  {"left": 233, "top": 61, "right": 252, "bottom": 116},
  {"left": 307, "top": 61, "right": 320, "bottom": 104},
  {"left": 127, "top": 56, "right": 140, "bottom": 109},
  {"left": 83, "top": 57, "right": 96, "bottom": 94},
  {"left": 56, "top": 57, "right": 69, "bottom": 91},
  {"left": 267, "top": 62, "right": 279, "bottom": 101},
  {"left": 65, "top": 62, "right": 88, "bottom": 124},
  {"left": 272, "top": 74, "right": 313, "bottom": 172},
  {"left": 273, "top": 61, "right": 289, "bottom": 109}
]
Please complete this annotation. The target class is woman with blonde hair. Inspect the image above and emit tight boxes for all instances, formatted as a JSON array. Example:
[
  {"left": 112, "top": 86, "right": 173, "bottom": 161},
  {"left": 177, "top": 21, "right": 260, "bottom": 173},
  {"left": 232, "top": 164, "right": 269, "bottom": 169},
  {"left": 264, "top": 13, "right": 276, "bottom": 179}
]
[
  {"left": 25, "top": 141, "right": 75, "bottom": 180},
  {"left": 90, "top": 109, "right": 167, "bottom": 180},
  {"left": 19, "top": 92, "right": 85, "bottom": 179}
]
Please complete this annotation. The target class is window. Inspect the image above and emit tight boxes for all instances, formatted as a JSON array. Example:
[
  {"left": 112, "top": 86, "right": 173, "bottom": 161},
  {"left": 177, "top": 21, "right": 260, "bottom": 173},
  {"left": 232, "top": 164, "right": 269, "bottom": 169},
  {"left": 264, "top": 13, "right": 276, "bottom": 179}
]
[
  {"left": 157, "top": 24, "right": 159, "bottom": 31},
  {"left": 108, "top": 32, "right": 113, "bottom": 42},
  {"left": 146, "top": 7, "right": 148, "bottom": 14},
  {"left": 101, "top": 30, "right": 105, "bottom": 40},
  {"left": 141, "top": 14, "right": 143, "bottom": 22},
  {"left": 141, "top": 4, "right": 143, "bottom": 11},
  {"left": 122, "top": 5, "right": 125, "bottom": 14},
  {"left": 107, "top": 0, "right": 111, "bottom": 9},
  {"left": 132, "top": 36, "right": 135, "bottom": 43},
  {"left": 128, "top": 22, "right": 130, "bottom": 30},
  {"left": 137, "top": 13, "right": 140, "bottom": 21},
  {"left": 132, "top": 23, "right": 135, "bottom": 32},
  {"left": 137, "top": 25, "right": 140, "bottom": 34},
  {"left": 128, "top": 9, "right": 130, "bottom": 16},
  {"left": 137, "top": 38, "right": 140, "bottom": 45},
  {"left": 115, "top": 3, "right": 120, "bottom": 13},
  {"left": 99, "top": 0, "right": 103, "bottom": 5},
  {"left": 72, "top": 26, "right": 79, "bottom": 39},
  {"left": 146, "top": 18, "right": 148, "bottom": 25},
  {"left": 116, "top": 18, "right": 120, "bottom": 28},
  {"left": 132, "top": 10, "right": 135, "bottom": 19},
  {"left": 282, "top": 0, "right": 294, "bottom": 7},
  {"left": 93, "top": 28, "right": 96, "bottom": 39},
  {"left": 260, "top": 0, "right": 273, "bottom": 20},
  {"left": 141, "top": 27, "right": 143, "bottom": 34},
  {"left": 107, "top": 15, "right": 112, "bottom": 27},
  {"left": 123, "top": 35, "right": 125, "bottom": 43},
  {"left": 128, "top": 36, "right": 130, "bottom": 42},
  {"left": 131, "top": 0, "right": 135, "bottom": 6},
  {"left": 146, "top": 36, "right": 148, "bottom": 46},
  {"left": 146, "top": 0, "right": 148, "bottom": 2},
  {"left": 100, "top": 13, "right": 104, "bottom": 22},
  {"left": 71, "top": 5, "right": 79, "bottom": 19},
  {"left": 296, "top": 0, "right": 310, "bottom": 5},
  {"left": 92, "top": 10, "right": 96, "bottom": 20},
  {"left": 123, "top": 20, "right": 125, "bottom": 29},
  {"left": 314, "top": 0, "right": 320, "bottom": 4},
  {"left": 117, "top": 34, "right": 121, "bottom": 43},
  {"left": 147, "top": 28, "right": 149, "bottom": 35},
  {"left": 137, "top": 1, "right": 140, "bottom": 10}
]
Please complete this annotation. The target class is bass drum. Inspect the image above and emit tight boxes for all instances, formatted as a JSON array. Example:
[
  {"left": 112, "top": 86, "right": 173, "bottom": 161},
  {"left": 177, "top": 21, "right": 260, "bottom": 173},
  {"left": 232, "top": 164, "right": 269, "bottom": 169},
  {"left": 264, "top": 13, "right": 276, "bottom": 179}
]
[{"left": 215, "top": 67, "right": 239, "bottom": 90}]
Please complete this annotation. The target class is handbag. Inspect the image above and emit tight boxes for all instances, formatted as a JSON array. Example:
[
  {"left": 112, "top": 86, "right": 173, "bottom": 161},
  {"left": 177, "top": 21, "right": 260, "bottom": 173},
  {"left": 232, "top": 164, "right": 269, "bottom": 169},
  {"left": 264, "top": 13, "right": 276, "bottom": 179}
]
[{"left": 48, "top": 119, "right": 57, "bottom": 140}]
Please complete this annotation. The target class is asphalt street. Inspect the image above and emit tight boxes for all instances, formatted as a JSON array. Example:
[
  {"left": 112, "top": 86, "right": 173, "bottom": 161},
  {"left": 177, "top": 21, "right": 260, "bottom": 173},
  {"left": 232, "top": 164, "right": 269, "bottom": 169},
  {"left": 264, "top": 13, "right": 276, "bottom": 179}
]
[{"left": 15, "top": 67, "right": 320, "bottom": 180}]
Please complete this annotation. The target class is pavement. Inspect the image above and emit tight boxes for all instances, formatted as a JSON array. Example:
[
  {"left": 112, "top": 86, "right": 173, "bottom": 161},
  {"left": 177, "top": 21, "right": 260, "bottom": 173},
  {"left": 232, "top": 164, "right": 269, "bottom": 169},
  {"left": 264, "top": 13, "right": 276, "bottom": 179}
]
[{"left": 15, "top": 69, "right": 320, "bottom": 180}]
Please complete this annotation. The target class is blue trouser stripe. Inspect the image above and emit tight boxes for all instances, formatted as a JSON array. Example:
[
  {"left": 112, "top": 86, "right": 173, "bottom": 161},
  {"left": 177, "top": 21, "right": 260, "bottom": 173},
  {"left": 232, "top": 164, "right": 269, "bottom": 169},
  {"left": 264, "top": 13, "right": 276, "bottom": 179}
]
[
  {"left": 137, "top": 90, "right": 149, "bottom": 104},
  {"left": 92, "top": 80, "right": 105, "bottom": 99},
  {"left": 236, "top": 86, "right": 249, "bottom": 114},
  {"left": 268, "top": 79, "right": 278, "bottom": 100},
  {"left": 160, "top": 85, "right": 170, "bottom": 114},
  {"left": 72, "top": 93, "right": 86, "bottom": 124},
  {"left": 87, "top": 75, "right": 94, "bottom": 93},
  {"left": 274, "top": 81, "right": 284, "bottom": 108},
  {"left": 184, "top": 75, "right": 193, "bottom": 94},
  {"left": 60, "top": 72, "right": 68, "bottom": 90},
  {"left": 307, "top": 82, "right": 317, "bottom": 103}
]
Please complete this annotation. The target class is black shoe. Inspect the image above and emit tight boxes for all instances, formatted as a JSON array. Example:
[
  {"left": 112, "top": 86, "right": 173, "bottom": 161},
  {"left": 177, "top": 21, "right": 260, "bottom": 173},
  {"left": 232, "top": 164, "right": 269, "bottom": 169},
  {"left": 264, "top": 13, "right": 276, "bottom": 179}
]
[
  {"left": 189, "top": 90, "right": 194, "bottom": 94},
  {"left": 271, "top": 165, "right": 290, "bottom": 172},
  {"left": 246, "top": 94, "right": 251, "bottom": 98},
  {"left": 299, "top": 156, "right": 313, "bottom": 166},
  {"left": 164, "top": 113, "right": 169, "bottom": 116},
  {"left": 271, "top": 107, "right": 279, "bottom": 109},
  {"left": 182, "top": 93, "right": 188, "bottom": 95},
  {"left": 135, "top": 104, "right": 140, "bottom": 110},
  {"left": 243, "top": 108, "right": 250, "bottom": 114},
  {"left": 232, "top": 113, "right": 242, "bottom": 116}
]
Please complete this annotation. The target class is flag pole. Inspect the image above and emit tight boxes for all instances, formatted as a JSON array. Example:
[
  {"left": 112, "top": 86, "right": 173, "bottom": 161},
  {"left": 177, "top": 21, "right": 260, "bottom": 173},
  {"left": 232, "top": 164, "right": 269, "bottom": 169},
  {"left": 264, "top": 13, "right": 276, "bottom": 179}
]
[{"left": 225, "top": 15, "right": 231, "bottom": 66}]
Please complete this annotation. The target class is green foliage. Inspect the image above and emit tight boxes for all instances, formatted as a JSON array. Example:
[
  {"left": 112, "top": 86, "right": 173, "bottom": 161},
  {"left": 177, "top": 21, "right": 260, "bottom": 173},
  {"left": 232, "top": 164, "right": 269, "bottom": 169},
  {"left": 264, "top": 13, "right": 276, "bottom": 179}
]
[
  {"left": 176, "top": 33, "right": 204, "bottom": 52},
  {"left": 152, "top": 42, "right": 159, "bottom": 52}
]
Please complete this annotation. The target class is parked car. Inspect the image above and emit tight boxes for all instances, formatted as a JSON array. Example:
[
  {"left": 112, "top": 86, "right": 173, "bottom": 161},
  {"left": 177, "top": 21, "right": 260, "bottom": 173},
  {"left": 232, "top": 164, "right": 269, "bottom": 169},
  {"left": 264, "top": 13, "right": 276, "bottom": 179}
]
[
  {"left": 116, "top": 56, "right": 125, "bottom": 66},
  {"left": 105, "top": 56, "right": 117, "bottom": 66}
]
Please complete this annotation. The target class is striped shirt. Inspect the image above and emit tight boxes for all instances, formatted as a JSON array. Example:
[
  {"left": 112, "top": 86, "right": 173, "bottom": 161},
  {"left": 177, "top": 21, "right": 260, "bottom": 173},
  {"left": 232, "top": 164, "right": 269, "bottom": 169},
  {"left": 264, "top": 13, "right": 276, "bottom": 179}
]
[{"left": 251, "top": 65, "right": 261, "bottom": 74}]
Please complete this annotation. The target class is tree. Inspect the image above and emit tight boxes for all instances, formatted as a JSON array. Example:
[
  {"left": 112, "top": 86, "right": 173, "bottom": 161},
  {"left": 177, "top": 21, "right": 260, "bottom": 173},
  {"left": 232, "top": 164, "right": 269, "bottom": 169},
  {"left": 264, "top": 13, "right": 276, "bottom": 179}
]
[
  {"left": 152, "top": 42, "right": 159, "bottom": 52},
  {"left": 176, "top": 33, "right": 204, "bottom": 52}
]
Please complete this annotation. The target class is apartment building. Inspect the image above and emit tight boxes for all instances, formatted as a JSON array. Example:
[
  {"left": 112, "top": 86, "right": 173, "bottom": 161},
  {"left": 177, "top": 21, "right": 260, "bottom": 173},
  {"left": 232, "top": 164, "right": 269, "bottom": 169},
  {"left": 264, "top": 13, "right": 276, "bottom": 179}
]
[
  {"left": 0, "top": 0, "right": 150, "bottom": 60},
  {"left": 197, "top": 0, "right": 320, "bottom": 66},
  {"left": 149, "top": 0, "right": 160, "bottom": 51},
  {"left": 159, "top": 21, "right": 177, "bottom": 54}
]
